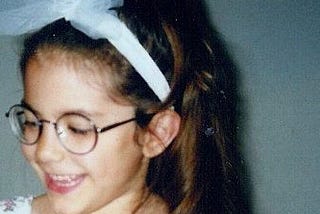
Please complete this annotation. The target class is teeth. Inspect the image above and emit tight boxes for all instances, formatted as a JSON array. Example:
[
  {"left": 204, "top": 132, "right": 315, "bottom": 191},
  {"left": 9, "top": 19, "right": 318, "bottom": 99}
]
[
  {"left": 48, "top": 174, "right": 83, "bottom": 187},
  {"left": 50, "top": 174, "right": 79, "bottom": 182}
]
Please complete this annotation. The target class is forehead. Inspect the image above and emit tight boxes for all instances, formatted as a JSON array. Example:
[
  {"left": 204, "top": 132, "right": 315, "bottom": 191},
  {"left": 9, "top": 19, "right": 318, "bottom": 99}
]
[
  {"left": 29, "top": 47, "right": 115, "bottom": 94},
  {"left": 33, "top": 46, "right": 107, "bottom": 76},
  {"left": 25, "top": 50, "right": 114, "bottom": 113}
]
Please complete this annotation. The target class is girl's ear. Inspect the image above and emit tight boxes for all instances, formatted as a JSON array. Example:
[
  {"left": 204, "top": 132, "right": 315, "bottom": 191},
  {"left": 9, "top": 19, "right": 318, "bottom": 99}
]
[{"left": 140, "top": 109, "right": 180, "bottom": 158}]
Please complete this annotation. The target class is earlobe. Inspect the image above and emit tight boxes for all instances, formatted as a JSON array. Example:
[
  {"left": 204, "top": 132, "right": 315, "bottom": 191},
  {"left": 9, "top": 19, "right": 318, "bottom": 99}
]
[{"left": 141, "top": 109, "right": 180, "bottom": 158}]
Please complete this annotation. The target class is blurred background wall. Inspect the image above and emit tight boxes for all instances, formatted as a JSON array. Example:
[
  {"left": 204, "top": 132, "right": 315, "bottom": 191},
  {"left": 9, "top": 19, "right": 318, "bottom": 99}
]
[
  {"left": 207, "top": 1, "right": 320, "bottom": 213},
  {"left": 0, "top": 1, "right": 319, "bottom": 213}
]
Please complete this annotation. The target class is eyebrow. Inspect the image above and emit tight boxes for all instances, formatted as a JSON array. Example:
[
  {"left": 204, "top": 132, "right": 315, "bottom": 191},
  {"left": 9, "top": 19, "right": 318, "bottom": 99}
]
[{"left": 21, "top": 100, "right": 102, "bottom": 119}]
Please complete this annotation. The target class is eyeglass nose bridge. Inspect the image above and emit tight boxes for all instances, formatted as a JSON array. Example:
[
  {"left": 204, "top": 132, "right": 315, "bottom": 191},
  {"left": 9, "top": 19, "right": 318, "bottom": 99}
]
[
  {"left": 37, "top": 119, "right": 68, "bottom": 146},
  {"left": 38, "top": 119, "right": 63, "bottom": 138},
  {"left": 38, "top": 119, "right": 57, "bottom": 128}
]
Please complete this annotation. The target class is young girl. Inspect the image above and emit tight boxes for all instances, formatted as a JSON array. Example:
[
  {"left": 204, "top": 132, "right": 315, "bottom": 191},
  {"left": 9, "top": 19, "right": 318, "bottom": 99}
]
[{"left": 0, "top": 0, "right": 245, "bottom": 213}]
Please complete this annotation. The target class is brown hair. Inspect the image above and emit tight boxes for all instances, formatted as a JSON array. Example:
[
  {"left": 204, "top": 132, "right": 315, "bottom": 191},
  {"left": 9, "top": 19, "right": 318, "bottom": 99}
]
[{"left": 20, "top": 0, "right": 247, "bottom": 213}]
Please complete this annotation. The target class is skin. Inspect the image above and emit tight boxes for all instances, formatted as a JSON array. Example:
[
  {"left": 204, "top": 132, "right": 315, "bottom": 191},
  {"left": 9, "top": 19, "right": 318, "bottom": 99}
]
[{"left": 22, "top": 49, "right": 168, "bottom": 214}]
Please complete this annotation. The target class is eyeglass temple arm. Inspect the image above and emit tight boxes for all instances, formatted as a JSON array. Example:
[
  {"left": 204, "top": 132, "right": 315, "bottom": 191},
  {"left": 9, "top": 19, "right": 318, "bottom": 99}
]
[
  {"left": 97, "top": 117, "right": 137, "bottom": 133},
  {"left": 97, "top": 112, "right": 156, "bottom": 133}
]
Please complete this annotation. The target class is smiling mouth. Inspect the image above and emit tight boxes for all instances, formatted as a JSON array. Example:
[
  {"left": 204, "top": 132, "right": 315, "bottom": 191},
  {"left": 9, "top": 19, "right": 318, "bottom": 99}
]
[{"left": 46, "top": 173, "right": 85, "bottom": 194}]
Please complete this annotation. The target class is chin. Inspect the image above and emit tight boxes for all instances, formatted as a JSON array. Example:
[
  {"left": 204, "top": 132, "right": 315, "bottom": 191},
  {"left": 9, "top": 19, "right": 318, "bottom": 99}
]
[{"left": 47, "top": 193, "right": 90, "bottom": 214}]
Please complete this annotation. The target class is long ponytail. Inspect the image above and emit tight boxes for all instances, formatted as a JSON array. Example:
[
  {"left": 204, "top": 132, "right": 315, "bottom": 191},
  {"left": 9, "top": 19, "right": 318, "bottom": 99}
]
[{"left": 145, "top": 1, "right": 244, "bottom": 213}]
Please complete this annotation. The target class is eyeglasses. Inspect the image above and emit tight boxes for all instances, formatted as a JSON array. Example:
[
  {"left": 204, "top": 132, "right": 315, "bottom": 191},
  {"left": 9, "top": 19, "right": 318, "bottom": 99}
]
[{"left": 5, "top": 104, "right": 137, "bottom": 155}]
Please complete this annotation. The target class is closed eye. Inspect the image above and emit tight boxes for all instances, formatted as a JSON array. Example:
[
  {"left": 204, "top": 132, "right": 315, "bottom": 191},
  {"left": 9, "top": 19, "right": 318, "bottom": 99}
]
[{"left": 68, "top": 126, "right": 92, "bottom": 135}]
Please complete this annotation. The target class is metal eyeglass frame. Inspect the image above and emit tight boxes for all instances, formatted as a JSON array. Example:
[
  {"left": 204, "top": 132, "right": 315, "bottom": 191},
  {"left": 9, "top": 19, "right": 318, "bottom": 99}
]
[{"left": 5, "top": 102, "right": 139, "bottom": 155}]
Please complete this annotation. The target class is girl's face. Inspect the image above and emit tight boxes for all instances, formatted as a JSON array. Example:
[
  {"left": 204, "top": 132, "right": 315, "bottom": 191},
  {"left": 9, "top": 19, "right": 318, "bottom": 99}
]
[{"left": 22, "top": 49, "right": 149, "bottom": 214}]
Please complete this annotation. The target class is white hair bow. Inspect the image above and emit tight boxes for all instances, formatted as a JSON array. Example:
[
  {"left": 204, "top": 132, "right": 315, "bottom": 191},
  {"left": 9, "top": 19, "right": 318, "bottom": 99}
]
[{"left": 0, "top": 0, "right": 170, "bottom": 102}]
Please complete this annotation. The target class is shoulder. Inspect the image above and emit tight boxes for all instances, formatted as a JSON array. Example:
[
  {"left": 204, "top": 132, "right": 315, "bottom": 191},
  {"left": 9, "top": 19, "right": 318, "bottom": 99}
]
[{"left": 0, "top": 196, "right": 33, "bottom": 214}]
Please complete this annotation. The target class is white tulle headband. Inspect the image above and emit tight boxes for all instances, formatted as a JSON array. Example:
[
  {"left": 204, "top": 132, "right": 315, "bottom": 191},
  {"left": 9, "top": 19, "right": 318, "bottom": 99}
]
[{"left": 0, "top": 0, "right": 170, "bottom": 102}]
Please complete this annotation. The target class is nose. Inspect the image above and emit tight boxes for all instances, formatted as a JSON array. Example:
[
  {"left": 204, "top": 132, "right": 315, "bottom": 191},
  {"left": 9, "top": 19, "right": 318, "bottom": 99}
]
[{"left": 35, "top": 120, "right": 65, "bottom": 163}]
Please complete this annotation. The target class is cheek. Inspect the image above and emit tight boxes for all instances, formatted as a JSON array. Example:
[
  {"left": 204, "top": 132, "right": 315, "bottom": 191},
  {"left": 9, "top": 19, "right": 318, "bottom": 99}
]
[
  {"left": 85, "top": 128, "right": 145, "bottom": 177},
  {"left": 20, "top": 144, "right": 37, "bottom": 162}
]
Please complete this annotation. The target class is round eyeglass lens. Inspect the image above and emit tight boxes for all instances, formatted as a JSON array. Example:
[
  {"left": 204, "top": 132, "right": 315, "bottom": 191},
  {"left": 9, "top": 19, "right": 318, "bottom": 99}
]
[
  {"left": 56, "top": 113, "right": 97, "bottom": 154},
  {"left": 8, "top": 105, "right": 40, "bottom": 144}
]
